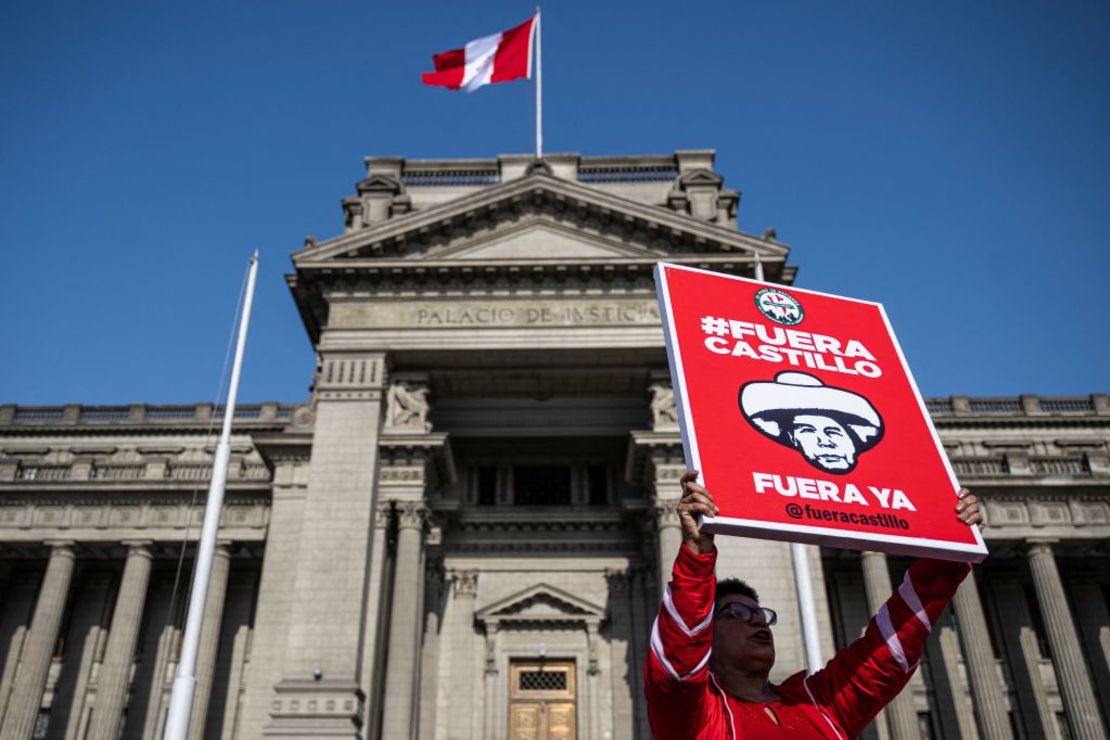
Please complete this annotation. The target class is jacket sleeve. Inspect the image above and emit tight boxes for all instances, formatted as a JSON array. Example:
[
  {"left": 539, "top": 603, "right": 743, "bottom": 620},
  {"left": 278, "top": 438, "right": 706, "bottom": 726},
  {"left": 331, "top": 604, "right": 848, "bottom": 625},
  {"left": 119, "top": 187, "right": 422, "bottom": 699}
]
[
  {"left": 643, "top": 543, "right": 718, "bottom": 739},
  {"left": 804, "top": 558, "right": 971, "bottom": 739}
]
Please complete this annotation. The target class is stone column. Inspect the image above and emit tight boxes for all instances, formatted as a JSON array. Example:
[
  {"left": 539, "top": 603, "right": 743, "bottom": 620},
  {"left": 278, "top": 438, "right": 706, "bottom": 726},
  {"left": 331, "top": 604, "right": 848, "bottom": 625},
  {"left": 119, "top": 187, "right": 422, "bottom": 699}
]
[
  {"left": 1, "top": 543, "right": 76, "bottom": 740},
  {"left": 925, "top": 612, "right": 980, "bottom": 740},
  {"left": 89, "top": 543, "right": 154, "bottom": 740},
  {"left": 481, "top": 624, "right": 499, "bottom": 738},
  {"left": 188, "top": 542, "right": 232, "bottom": 740},
  {"left": 360, "top": 502, "right": 391, "bottom": 740},
  {"left": 951, "top": 573, "right": 1013, "bottom": 740},
  {"left": 418, "top": 555, "right": 443, "bottom": 740},
  {"left": 53, "top": 573, "right": 112, "bottom": 740},
  {"left": 443, "top": 569, "right": 478, "bottom": 740},
  {"left": 1026, "top": 542, "right": 1105, "bottom": 739},
  {"left": 1069, "top": 580, "right": 1110, "bottom": 727},
  {"left": 859, "top": 552, "right": 919, "bottom": 740},
  {"left": 993, "top": 581, "right": 1053, "bottom": 739},
  {"left": 647, "top": 452, "right": 686, "bottom": 598},
  {"left": 585, "top": 621, "right": 602, "bottom": 739},
  {"left": 0, "top": 573, "right": 38, "bottom": 724},
  {"left": 604, "top": 569, "right": 635, "bottom": 739},
  {"left": 630, "top": 567, "right": 653, "bottom": 739},
  {"left": 654, "top": 502, "right": 682, "bottom": 597},
  {"left": 125, "top": 576, "right": 177, "bottom": 740},
  {"left": 380, "top": 503, "right": 426, "bottom": 739}
]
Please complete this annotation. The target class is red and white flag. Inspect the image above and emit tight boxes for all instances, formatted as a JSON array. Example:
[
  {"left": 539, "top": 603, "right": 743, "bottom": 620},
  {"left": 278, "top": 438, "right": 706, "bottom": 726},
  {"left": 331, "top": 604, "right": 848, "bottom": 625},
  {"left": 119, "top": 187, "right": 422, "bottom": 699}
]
[{"left": 422, "top": 16, "right": 537, "bottom": 92}]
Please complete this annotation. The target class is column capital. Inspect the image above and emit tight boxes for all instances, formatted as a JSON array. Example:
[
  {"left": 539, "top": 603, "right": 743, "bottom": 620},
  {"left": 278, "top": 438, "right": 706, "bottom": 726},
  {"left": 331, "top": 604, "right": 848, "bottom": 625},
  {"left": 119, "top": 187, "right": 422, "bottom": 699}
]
[
  {"left": 121, "top": 539, "right": 154, "bottom": 553},
  {"left": 44, "top": 539, "right": 76, "bottom": 554},
  {"left": 653, "top": 499, "right": 681, "bottom": 529},
  {"left": 605, "top": 568, "right": 630, "bottom": 593},
  {"left": 396, "top": 501, "right": 427, "bottom": 531},
  {"left": 449, "top": 569, "right": 478, "bottom": 598},
  {"left": 374, "top": 501, "right": 392, "bottom": 529},
  {"left": 1025, "top": 538, "right": 1059, "bottom": 556}
]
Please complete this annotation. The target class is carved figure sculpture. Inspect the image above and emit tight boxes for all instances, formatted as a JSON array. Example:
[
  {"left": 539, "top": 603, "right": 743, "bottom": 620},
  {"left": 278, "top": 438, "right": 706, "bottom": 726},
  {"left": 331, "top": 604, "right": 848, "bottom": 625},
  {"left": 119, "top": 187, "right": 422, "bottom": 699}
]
[
  {"left": 387, "top": 382, "right": 432, "bottom": 432},
  {"left": 650, "top": 382, "right": 679, "bottom": 428}
]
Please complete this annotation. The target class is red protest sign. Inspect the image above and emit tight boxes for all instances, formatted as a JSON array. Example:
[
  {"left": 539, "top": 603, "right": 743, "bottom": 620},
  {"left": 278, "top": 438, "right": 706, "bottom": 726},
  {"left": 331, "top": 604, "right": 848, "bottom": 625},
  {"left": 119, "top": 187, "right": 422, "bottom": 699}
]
[{"left": 655, "top": 262, "right": 987, "bottom": 562}]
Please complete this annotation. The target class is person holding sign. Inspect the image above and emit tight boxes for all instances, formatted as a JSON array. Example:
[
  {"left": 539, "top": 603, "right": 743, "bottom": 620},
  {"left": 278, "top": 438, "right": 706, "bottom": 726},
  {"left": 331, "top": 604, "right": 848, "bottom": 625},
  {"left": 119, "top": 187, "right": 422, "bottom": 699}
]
[{"left": 644, "top": 471, "right": 983, "bottom": 739}]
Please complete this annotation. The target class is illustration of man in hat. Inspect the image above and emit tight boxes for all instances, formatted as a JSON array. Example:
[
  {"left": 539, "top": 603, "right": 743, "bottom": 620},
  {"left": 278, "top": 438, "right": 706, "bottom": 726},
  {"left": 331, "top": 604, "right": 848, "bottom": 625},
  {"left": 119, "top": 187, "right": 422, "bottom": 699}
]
[{"left": 739, "top": 371, "right": 883, "bottom": 474}]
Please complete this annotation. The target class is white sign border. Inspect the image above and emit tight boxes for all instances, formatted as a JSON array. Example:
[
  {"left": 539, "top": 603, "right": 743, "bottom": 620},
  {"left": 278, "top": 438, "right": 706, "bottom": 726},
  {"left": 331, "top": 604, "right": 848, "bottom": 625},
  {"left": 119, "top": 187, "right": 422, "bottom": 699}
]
[{"left": 654, "top": 261, "right": 988, "bottom": 563}]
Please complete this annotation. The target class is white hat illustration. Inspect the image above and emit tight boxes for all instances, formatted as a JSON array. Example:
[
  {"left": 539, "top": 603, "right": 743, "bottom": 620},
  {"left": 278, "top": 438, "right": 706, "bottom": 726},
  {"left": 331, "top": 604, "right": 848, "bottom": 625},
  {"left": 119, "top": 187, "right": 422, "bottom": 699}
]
[{"left": 739, "top": 371, "right": 884, "bottom": 451}]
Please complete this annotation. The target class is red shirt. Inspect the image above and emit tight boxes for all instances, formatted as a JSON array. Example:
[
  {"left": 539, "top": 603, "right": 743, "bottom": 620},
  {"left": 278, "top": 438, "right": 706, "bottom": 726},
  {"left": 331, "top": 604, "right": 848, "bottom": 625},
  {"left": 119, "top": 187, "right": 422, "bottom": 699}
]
[{"left": 644, "top": 545, "right": 970, "bottom": 739}]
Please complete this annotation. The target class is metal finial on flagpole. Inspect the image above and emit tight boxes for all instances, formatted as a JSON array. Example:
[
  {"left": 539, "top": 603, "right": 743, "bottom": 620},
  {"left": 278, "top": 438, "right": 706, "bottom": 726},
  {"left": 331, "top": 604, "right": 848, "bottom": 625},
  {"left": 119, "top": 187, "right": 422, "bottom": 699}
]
[
  {"left": 534, "top": 6, "right": 542, "bottom": 160},
  {"left": 162, "top": 251, "right": 259, "bottom": 740}
]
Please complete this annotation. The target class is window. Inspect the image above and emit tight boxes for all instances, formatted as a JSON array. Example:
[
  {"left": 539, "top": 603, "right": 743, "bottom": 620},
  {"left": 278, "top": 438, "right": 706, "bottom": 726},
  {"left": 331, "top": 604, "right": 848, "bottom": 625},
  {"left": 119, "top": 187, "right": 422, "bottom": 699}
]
[
  {"left": 587, "top": 464, "right": 609, "bottom": 506},
  {"left": 466, "top": 457, "right": 619, "bottom": 508},
  {"left": 519, "top": 669, "right": 568, "bottom": 692},
  {"left": 476, "top": 466, "right": 498, "bottom": 506},
  {"left": 512, "top": 465, "right": 571, "bottom": 506}
]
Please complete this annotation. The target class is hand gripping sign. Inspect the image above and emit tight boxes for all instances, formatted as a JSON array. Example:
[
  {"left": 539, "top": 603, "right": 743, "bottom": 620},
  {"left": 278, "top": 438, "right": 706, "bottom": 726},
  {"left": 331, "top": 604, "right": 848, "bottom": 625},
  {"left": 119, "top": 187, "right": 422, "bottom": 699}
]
[{"left": 655, "top": 262, "right": 987, "bottom": 562}]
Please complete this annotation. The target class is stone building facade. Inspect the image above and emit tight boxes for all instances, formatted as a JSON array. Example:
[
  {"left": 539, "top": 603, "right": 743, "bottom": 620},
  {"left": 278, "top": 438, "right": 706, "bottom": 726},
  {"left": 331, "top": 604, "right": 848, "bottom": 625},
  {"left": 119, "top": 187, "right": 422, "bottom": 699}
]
[{"left": 1, "top": 151, "right": 1108, "bottom": 740}]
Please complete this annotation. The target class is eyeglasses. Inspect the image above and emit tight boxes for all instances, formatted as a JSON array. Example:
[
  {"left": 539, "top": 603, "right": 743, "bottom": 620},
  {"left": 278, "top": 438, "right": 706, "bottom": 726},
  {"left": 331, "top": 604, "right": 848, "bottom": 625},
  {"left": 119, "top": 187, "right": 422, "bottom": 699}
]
[{"left": 714, "top": 602, "right": 778, "bottom": 626}]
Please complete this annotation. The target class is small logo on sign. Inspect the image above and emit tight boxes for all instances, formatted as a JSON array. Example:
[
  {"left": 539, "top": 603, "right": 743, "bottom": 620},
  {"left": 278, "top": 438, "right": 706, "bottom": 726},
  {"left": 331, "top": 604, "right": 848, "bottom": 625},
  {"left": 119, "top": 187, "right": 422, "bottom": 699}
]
[{"left": 754, "top": 288, "right": 804, "bottom": 325}]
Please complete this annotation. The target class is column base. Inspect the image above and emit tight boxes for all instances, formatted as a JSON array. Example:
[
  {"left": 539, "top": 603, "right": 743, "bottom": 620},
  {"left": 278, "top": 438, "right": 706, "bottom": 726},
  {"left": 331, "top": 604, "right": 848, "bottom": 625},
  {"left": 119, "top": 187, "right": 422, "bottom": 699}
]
[{"left": 263, "top": 679, "right": 365, "bottom": 738}]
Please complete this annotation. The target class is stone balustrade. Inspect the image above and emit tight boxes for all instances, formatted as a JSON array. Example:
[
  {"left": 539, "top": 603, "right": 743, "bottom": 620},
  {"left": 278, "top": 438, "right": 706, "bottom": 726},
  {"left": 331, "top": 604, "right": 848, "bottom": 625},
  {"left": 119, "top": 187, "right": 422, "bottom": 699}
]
[
  {"left": 0, "top": 402, "right": 296, "bottom": 427},
  {"left": 2, "top": 460, "right": 272, "bottom": 484},
  {"left": 927, "top": 394, "right": 1109, "bottom": 417}
]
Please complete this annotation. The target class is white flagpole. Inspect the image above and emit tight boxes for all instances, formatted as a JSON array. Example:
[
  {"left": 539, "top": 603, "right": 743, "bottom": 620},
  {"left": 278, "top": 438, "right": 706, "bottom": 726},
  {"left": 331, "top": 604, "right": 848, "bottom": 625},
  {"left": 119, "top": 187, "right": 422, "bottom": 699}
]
[
  {"left": 753, "top": 250, "right": 822, "bottom": 672},
  {"left": 534, "top": 7, "right": 542, "bottom": 159},
  {"left": 163, "top": 251, "right": 260, "bottom": 740},
  {"left": 792, "top": 543, "right": 823, "bottom": 673}
]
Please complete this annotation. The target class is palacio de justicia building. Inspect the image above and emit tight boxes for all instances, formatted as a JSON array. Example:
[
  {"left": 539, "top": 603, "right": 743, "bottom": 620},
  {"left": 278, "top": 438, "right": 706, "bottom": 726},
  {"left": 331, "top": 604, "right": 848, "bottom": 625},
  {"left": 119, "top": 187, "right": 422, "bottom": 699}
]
[{"left": 1, "top": 150, "right": 1108, "bottom": 740}]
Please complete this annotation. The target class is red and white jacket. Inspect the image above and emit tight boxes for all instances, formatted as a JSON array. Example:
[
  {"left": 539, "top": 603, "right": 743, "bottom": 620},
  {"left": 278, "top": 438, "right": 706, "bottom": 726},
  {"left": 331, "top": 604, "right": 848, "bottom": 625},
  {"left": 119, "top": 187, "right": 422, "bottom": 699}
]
[{"left": 644, "top": 544, "right": 970, "bottom": 739}]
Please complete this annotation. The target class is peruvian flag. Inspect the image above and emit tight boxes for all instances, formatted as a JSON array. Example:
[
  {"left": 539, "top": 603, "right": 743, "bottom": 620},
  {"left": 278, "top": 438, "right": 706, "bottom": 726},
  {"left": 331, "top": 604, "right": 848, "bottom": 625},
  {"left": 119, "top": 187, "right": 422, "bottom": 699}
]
[{"left": 422, "top": 16, "right": 537, "bottom": 92}]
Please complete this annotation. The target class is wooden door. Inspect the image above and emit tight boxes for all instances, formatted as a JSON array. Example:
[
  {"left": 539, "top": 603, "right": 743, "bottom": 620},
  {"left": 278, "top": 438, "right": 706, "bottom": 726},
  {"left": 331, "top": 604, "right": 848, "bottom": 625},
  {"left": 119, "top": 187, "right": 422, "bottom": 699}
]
[{"left": 508, "top": 660, "right": 577, "bottom": 740}]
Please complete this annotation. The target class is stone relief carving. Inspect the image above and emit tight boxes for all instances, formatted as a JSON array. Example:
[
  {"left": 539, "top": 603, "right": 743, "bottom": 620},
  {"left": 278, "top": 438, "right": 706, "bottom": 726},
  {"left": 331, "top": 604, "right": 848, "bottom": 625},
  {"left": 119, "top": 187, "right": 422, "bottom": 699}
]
[
  {"left": 649, "top": 382, "right": 678, "bottom": 429},
  {"left": 385, "top": 382, "right": 432, "bottom": 432}
]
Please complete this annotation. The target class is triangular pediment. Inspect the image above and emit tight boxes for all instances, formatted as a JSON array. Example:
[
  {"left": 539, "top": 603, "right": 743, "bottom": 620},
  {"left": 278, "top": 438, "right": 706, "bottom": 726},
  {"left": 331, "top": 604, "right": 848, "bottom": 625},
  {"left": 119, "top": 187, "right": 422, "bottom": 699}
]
[
  {"left": 678, "top": 169, "right": 724, "bottom": 187},
  {"left": 356, "top": 174, "right": 402, "bottom": 193},
  {"left": 294, "top": 172, "right": 788, "bottom": 266},
  {"left": 476, "top": 583, "right": 605, "bottom": 627}
]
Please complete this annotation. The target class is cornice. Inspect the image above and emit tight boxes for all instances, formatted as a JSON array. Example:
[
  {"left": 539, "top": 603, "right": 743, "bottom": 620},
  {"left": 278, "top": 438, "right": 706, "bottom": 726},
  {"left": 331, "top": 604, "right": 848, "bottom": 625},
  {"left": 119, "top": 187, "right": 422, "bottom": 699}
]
[{"left": 295, "top": 172, "right": 790, "bottom": 265}]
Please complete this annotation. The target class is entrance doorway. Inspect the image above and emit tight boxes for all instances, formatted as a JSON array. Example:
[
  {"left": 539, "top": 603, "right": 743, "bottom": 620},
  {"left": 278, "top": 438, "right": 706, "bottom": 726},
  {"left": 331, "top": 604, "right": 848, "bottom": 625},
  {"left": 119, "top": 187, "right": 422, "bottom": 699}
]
[{"left": 508, "top": 660, "right": 577, "bottom": 740}]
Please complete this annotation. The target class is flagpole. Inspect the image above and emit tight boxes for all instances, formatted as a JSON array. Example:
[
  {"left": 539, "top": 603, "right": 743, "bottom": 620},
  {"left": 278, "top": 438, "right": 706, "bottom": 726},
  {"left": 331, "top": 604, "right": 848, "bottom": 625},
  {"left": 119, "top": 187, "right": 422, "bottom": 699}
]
[
  {"left": 753, "top": 251, "right": 823, "bottom": 673},
  {"left": 163, "top": 251, "right": 259, "bottom": 740},
  {"left": 534, "top": 7, "right": 542, "bottom": 159}
]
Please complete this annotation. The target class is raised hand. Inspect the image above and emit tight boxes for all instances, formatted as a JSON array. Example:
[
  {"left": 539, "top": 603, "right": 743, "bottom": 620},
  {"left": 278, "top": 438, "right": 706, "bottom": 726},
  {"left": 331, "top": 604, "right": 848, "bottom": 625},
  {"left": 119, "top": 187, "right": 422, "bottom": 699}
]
[
  {"left": 678, "top": 470, "right": 719, "bottom": 555},
  {"left": 955, "top": 488, "right": 983, "bottom": 529}
]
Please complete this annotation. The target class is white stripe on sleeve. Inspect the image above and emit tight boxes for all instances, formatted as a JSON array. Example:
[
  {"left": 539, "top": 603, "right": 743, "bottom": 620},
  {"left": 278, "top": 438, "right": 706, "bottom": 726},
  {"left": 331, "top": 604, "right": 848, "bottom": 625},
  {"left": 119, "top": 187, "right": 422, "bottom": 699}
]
[
  {"left": 662, "top": 584, "right": 714, "bottom": 637},
  {"left": 650, "top": 617, "right": 711, "bottom": 682},
  {"left": 897, "top": 572, "right": 932, "bottom": 633},
  {"left": 875, "top": 603, "right": 910, "bottom": 673}
]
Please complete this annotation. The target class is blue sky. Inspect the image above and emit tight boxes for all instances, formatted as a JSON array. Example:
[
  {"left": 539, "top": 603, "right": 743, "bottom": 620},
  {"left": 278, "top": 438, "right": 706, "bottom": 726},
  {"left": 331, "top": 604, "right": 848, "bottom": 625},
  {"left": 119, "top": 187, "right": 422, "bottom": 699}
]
[{"left": 2, "top": 0, "right": 1108, "bottom": 404}]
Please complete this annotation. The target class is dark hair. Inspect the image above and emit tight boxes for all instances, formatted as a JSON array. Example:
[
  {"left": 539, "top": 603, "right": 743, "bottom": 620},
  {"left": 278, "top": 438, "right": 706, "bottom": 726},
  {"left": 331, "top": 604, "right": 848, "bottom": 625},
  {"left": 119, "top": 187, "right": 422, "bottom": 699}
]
[{"left": 716, "top": 578, "right": 758, "bottom": 604}]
